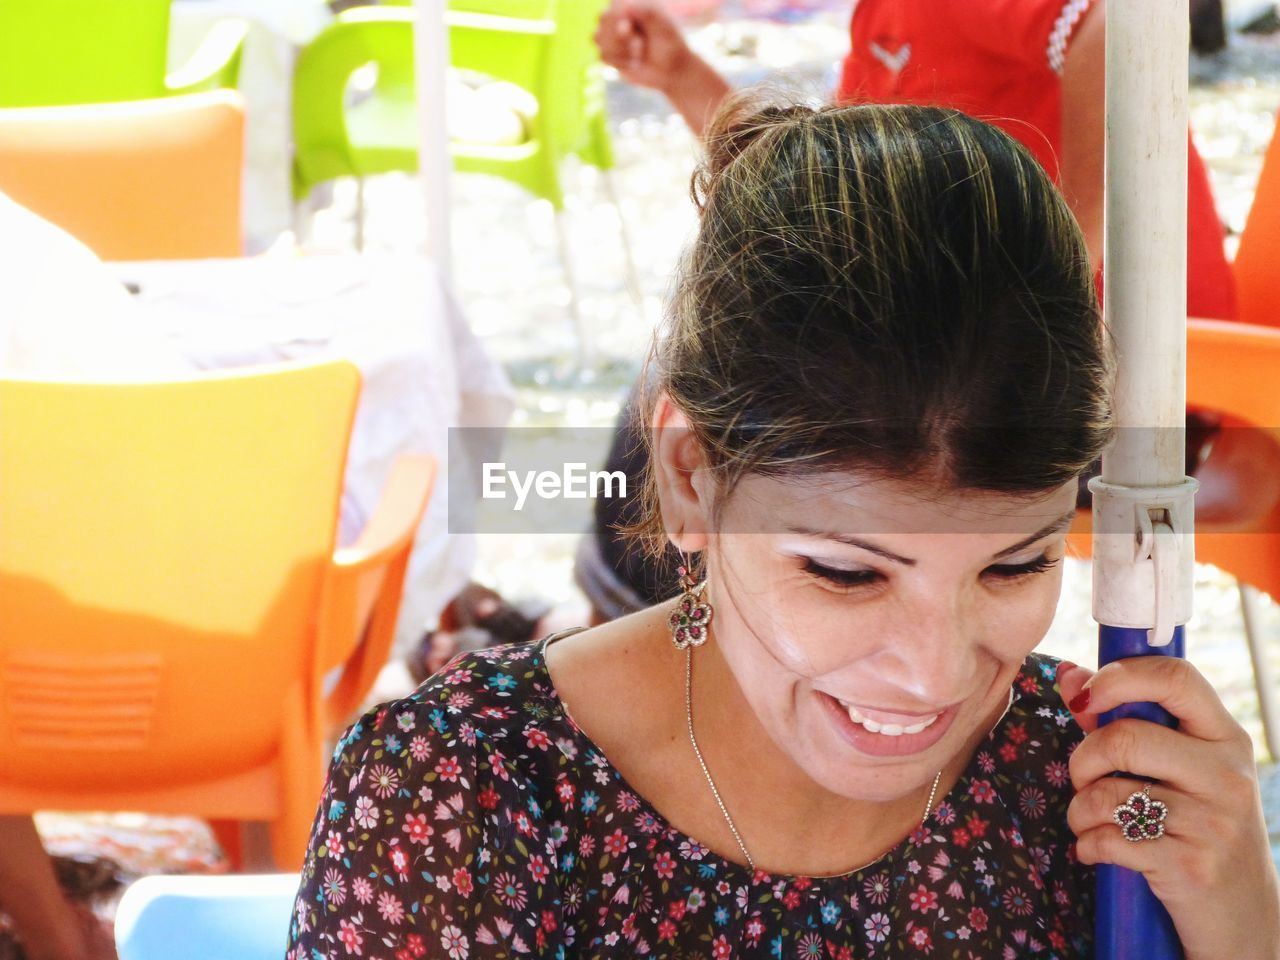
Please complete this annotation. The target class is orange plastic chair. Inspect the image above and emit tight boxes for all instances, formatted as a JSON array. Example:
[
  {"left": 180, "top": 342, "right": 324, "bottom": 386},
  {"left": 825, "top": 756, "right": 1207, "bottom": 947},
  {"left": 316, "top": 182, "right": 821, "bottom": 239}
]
[
  {"left": 1233, "top": 108, "right": 1280, "bottom": 328},
  {"left": 0, "top": 90, "right": 244, "bottom": 260},
  {"left": 0, "top": 362, "right": 436, "bottom": 869}
]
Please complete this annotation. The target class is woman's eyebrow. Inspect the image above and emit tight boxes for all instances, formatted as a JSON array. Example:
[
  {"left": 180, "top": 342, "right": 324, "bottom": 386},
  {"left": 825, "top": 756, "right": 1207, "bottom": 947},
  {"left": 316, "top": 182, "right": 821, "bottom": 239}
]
[
  {"left": 989, "top": 509, "right": 1078, "bottom": 560},
  {"left": 784, "top": 525, "right": 917, "bottom": 565},
  {"left": 785, "top": 507, "right": 1078, "bottom": 565}
]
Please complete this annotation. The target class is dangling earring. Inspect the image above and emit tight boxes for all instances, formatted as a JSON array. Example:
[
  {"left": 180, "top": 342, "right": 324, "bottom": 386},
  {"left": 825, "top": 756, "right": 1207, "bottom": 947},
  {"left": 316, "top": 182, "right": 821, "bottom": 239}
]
[{"left": 669, "top": 553, "right": 713, "bottom": 649}]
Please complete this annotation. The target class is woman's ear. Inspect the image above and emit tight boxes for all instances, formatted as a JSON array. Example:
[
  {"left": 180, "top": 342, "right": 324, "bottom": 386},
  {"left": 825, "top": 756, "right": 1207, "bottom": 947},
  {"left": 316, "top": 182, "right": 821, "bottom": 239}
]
[{"left": 651, "top": 393, "right": 713, "bottom": 554}]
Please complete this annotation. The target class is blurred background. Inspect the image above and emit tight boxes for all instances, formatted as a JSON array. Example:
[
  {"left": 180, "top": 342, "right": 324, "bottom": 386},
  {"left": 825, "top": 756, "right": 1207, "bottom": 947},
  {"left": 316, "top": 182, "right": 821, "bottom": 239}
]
[{"left": 2, "top": 0, "right": 1280, "bottom": 956}]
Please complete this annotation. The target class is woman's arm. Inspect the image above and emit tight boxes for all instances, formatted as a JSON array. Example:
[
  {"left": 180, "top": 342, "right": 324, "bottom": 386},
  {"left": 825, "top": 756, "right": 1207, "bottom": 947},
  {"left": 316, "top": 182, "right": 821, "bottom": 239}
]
[
  {"left": 1059, "top": 659, "right": 1280, "bottom": 959},
  {"left": 594, "top": 0, "right": 731, "bottom": 138}
]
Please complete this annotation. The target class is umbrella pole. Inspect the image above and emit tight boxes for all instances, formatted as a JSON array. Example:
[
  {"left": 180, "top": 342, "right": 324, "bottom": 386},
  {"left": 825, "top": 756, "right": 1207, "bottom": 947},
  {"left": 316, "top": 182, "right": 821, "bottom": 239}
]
[
  {"left": 1092, "top": 1, "right": 1196, "bottom": 957},
  {"left": 415, "top": 0, "right": 452, "bottom": 278}
]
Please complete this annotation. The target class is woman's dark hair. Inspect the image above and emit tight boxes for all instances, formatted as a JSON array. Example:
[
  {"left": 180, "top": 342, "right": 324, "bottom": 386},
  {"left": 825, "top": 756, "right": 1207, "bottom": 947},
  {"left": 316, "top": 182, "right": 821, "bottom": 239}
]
[{"left": 627, "top": 91, "right": 1114, "bottom": 557}]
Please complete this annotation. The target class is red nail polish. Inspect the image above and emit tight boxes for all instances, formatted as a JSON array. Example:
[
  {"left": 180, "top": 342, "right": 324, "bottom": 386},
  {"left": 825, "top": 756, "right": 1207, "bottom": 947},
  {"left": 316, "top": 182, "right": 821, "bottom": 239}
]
[{"left": 1068, "top": 689, "right": 1091, "bottom": 713}]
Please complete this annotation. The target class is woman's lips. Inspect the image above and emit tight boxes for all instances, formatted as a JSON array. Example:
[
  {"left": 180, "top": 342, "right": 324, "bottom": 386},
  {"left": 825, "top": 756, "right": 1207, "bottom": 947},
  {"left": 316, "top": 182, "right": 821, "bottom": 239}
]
[{"left": 819, "top": 691, "right": 958, "bottom": 757}]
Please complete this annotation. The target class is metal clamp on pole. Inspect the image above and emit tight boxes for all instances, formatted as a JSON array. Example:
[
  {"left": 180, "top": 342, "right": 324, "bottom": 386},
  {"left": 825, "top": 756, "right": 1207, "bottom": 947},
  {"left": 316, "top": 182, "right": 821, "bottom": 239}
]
[{"left": 1088, "top": 476, "right": 1199, "bottom": 647}]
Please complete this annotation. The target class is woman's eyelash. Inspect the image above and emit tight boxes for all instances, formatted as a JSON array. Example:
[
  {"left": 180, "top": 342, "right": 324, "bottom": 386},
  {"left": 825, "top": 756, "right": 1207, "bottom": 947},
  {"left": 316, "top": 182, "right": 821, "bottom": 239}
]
[
  {"left": 801, "top": 553, "right": 1061, "bottom": 587},
  {"left": 801, "top": 558, "right": 882, "bottom": 587},
  {"left": 984, "top": 554, "right": 1061, "bottom": 578}
]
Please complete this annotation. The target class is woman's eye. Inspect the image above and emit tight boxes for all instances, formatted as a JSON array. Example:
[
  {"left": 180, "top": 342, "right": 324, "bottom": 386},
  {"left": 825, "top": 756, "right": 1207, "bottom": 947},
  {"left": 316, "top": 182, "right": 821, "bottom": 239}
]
[
  {"left": 801, "top": 558, "right": 883, "bottom": 588},
  {"left": 983, "top": 554, "right": 1061, "bottom": 579}
]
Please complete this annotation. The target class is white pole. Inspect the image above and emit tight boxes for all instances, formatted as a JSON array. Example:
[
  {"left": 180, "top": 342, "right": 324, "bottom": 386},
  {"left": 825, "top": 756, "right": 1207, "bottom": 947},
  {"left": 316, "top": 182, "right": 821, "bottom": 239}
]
[
  {"left": 1091, "top": 0, "right": 1196, "bottom": 643},
  {"left": 414, "top": 0, "right": 452, "bottom": 277},
  {"left": 1104, "top": 1, "right": 1187, "bottom": 485}
]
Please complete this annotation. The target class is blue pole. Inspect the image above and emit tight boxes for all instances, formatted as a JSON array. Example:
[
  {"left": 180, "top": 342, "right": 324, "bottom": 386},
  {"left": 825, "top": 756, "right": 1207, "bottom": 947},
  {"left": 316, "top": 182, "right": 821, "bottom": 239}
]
[{"left": 1093, "top": 624, "right": 1185, "bottom": 960}]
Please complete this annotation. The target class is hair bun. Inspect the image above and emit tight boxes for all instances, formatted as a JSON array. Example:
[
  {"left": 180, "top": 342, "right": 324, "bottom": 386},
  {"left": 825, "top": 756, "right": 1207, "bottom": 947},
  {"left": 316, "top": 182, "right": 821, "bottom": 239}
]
[{"left": 693, "top": 90, "right": 816, "bottom": 211}]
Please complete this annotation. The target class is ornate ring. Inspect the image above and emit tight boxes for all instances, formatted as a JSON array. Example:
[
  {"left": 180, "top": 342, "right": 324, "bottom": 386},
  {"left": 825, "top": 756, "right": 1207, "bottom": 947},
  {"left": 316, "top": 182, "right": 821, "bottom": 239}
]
[{"left": 1112, "top": 783, "right": 1168, "bottom": 842}]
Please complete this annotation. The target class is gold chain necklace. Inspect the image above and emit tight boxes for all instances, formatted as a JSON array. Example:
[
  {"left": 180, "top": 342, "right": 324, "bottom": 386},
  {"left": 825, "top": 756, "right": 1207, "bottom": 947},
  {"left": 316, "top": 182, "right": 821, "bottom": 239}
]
[{"left": 683, "top": 645, "right": 944, "bottom": 876}]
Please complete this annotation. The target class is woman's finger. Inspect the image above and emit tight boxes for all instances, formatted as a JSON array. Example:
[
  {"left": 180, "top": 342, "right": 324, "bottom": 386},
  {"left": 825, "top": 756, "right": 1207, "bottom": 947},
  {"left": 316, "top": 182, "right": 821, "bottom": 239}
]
[
  {"left": 1056, "top": 660, "right": 1098, "bottom": 732},
  {"left": 1076, "top": 656, "right": 1243, "bottom": 744},
  {"left": 1067, "top": 716, "right": 1250, "bottom": 798}
]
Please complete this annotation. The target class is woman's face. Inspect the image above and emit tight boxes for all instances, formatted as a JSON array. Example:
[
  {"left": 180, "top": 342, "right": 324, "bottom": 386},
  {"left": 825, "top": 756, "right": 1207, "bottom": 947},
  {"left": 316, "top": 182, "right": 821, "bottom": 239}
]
[{"left": 695, "top": 469, "right": 1078, "bottom": 803}]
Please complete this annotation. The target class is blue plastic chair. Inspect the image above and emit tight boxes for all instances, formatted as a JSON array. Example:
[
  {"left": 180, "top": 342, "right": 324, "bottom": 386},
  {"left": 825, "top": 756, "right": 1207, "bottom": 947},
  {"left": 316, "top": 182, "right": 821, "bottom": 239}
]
[{"left": 114, "top": 874, "right": 299, "bottom": 960}]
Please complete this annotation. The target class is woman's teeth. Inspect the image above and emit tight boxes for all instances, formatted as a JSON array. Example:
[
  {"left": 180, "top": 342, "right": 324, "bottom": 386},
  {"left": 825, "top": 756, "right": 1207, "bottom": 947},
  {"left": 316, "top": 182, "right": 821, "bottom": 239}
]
[{"left": 839, "top": 702, "right": 940, "bottom": 736}]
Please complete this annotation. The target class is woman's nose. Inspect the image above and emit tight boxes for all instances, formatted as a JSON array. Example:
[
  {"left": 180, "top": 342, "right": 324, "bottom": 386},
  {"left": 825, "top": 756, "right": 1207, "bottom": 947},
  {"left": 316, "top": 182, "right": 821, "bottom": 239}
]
[{"left": 872, "top": 608, "right": 981, "bottom": 708}]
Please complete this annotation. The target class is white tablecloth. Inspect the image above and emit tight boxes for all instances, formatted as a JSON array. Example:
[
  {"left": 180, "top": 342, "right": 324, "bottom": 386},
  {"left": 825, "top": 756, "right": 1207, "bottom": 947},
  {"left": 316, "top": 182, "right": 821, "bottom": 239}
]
[{"left": 113, "top": 254, "right": 514, "bottom": 650}]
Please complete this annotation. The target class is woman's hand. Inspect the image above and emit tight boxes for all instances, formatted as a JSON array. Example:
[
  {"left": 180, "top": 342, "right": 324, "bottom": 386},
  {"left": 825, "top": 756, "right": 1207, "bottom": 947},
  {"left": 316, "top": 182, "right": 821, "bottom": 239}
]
[
  {"left": 593, "top": 1, "right": 731, "bottom": 137},
  {"left": 595, "top": 1, "right": 692, "bottom": 92},
  {"left": 1057, "top": 658, "right": 1280, "bottom": 960}
]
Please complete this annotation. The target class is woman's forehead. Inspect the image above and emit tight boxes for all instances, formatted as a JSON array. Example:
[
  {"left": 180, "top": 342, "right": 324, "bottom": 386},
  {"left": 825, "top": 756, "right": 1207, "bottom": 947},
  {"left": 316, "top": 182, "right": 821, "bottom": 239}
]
[{"left": 724, "top": 471, "right": 1079, "bottom": 538}]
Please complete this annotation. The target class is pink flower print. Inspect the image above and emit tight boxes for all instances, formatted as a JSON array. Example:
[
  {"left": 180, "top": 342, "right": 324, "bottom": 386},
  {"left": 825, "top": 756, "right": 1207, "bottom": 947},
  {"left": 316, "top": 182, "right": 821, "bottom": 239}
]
[
  {"left": 968, "top": 907, "right": 989, "bottom": 931},
  {"left": 654, "top": 851, "right": 676, "bottom": 880},
  {"left": 657, "top": 919, "right": 677, "bottom": 941},
  {"left": 377, "top": 891, "right": 405, "bottom": 925},
  {"left": 711, "top": 934, "right": 732, "bottom": 959},
  {"left": 525, "top": 726, "right": 551, "bottom": 751},
  {"left": 908, "top": 927, "right": 933, "bottom": 951},
  {"left": 1045, "top": 760, "right": 1070, "bottom": 787},
  {"left": 352, "top": 877, "right": 374, "bottom": 904},
  {"left": 1003, "top": 886, "right": 1035, "bottom": 916},
  {"left": 578, "top": 834, "right": 596, "bottom": 857},
  {"left": 797, "top": 932, "right": 823, "bottom": 957},
  {"left": 555, "top": 776, "right": 575, "bottom": 805},
  {"left": 338, "top": 919, "right": 363, "bottom": 956},
  {"left": 604, "top": 829, "right": 628, "bottom": 857},
  {"left": 368, "top": 764, "right": 401, "bottom": 799},
  {"left": 529, "top": 855, "right": 550, "bottom": 884},
  {"left": 512, "top": 810, "right": 534, "bottom": 837},
  {"left": 403, "top": 812, "right": 433, "bottom": 845},
  {"left": 865, "top": 912, "right": 890, "bottom": 942},
  {"left": 389, "top": 844, "right": 409, "bottom": 880},
  {"left": 489, "top": 749, "right": 511, "bottom": 780},
  {"left": 322, "top": 868, "right": 347, "bottom": 906},
  {"left": 968, "top": 779, "right": 996, "bottom": 804},
  {"left": 864, "top": 873, "right": 891, "bottom": 905},
  {"left": 977, "top": 750, "right": 996, "bottom": 773},
  {"left": 445, "top": 668, "right": 472, "bottom": 685},
  {"left": 453, "top": 867, "right": 474, "bottom": 898},
  {"left": 434, "top": 755, "right": 461, "bottom": 782},
  {"left": 493, "top": 872, "right": 528, "bottom": 911},
  {"left": 325, "top": 830, "right": 344, "bottom": 857},
  {"left": 353, "top": 796, "right": 379, "bottom": 829},
  {"left": 446, "top": 691, "right": 473, "bottom": 710},
  {"left": 616, "top": 791, "right": 640, "bottom": 812},
  {"left": 440, "top": 925, "right": 469, "bottom": 960},
  {"left": 409, "top": 736, "right": 432, "bottom": 762},
  {"left": 908, "top": 885, "right": 938, "bottom": 913},
  {"left": 745, "top": 915, "right": 764, "bottom": 946}
]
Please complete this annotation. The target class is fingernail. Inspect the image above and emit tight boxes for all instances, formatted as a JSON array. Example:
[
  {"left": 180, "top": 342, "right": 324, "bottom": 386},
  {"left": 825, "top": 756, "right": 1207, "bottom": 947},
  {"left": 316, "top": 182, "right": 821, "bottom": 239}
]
[{"left": 1068, "top": 689, "right": 1091, "bottom": 713}]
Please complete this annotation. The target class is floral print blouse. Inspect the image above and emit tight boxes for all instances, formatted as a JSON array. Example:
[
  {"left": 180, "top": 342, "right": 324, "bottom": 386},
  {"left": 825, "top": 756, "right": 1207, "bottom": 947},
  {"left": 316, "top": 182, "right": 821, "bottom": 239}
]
[{"left": 288, "top": 633, "right": 1094, "bottom": 959}]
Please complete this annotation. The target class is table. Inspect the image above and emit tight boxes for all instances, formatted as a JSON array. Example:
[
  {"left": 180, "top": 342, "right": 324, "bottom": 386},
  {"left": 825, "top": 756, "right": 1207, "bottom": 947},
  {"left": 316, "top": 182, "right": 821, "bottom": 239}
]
[{"left": 110, "top": 254, "right": 514, "bottom": 653}]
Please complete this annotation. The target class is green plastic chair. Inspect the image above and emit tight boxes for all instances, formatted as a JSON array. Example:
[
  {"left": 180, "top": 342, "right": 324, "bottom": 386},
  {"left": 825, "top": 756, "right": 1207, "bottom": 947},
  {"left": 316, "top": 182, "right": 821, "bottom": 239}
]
[
  {"left": 0, "top": 0, "right": 246, "bottom": 108},
  {"left": 292, "top": 0, "right": 637, "bottom": 356},
  {"left": 293, "top": 0, "right": 612, "bottom": 206}
]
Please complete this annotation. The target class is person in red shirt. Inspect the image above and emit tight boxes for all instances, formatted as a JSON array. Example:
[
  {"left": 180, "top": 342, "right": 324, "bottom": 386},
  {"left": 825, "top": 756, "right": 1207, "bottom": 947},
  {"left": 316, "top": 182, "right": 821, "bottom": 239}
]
[{"left": 597, "top": 0, "right": 1237, "bottom": 320}]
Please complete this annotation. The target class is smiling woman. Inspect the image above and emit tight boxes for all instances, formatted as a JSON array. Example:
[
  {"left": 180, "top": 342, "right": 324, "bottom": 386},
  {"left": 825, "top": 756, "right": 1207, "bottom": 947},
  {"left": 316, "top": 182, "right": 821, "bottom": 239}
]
[{"left": 286, "top": 93, "right": 1280, "bottom": 960}]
